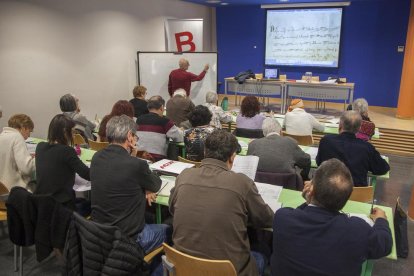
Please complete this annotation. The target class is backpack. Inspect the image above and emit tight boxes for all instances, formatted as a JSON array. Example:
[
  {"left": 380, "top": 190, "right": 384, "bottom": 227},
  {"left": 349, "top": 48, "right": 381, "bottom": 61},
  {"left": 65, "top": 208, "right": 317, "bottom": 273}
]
[{"left": 234, "top": 70, "right": 255, "bottom": 84}]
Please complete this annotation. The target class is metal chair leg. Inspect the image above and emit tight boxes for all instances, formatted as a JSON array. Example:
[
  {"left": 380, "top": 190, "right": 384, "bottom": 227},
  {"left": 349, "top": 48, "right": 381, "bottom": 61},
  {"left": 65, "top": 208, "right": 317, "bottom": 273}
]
[
  {"left": 14, "top": 245, "right": 17, "bottom": 272},
  {"left": 19, "top": 246, "right": 23, "bottom": 276}
]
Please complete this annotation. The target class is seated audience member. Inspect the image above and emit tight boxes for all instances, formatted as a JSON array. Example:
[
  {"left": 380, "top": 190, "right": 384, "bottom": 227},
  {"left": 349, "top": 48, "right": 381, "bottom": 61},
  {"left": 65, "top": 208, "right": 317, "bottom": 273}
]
[
  {"left": 247, "top": 118, "right": 310, "bottom": 180},
  {"left": 204, "top": 91, "right": 232, "bottom": 129},
  {"left": 35, "top": 114, "right": 90, "bottom": 210},
  {"left": 166, "top": 88, "right": 195, "bottom": 127},
  {"left": 60, "top": 94, "right": 96, "bottom": 141},
  {"left": 283, "top": 98, "right": 324, "bottom": 136},
  {"left": 0, "top": 114, "right": 35, "bottom": 190},
  {"left": 129, "top": 85, "right": 149, "bottom": 119},
  {"left": 236, "top": 96, "right": 265, "bottom": 130},
  {"left": 316, "top": 111, "right": 389, "bottom": 186},
  {"left": 271, "top": 159, "right": 392, "bottom": 276},
  {"left": 91, "top": 115, "right": 169, "bottom": 254},
  {"left": 169, "top": 129, "right": 274, "bottom": 276},
  {"left": 352, "top": 98, "right": 375, "bottom": 141},
  {"left": 137, "top": 96, "right": 183, "bottom": 161},
  {"left": 184, "top": 105, "right": 214, "bottom": 161},
  {"left": 98, "top": 100, "right": 134, "bottom": 142}
]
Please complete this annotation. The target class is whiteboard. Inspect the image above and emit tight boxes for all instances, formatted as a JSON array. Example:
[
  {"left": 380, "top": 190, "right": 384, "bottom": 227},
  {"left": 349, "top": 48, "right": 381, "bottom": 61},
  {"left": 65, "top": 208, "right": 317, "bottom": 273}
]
[
  {"left": 137, "top": 52, "right": 217, "bottom": 105},
  {"left": 265, "top": 8, "right": 342, "bottom": 68}
]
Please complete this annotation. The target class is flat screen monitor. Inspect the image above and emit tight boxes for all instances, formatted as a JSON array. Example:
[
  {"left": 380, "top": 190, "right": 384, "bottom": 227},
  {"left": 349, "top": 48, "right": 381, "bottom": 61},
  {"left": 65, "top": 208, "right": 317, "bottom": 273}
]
[
  {"left": 265, "top": 8, "right": 343, "bottom": 68},
  {"left": 264, "top": 68, "right": 279, "bottom": 79}
]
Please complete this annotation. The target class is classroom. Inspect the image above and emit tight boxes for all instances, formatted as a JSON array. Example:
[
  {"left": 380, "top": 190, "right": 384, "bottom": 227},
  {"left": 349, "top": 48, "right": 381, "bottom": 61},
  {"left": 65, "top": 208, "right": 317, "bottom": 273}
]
[{"left": 0, "top": 0, "right": 413, "bottom": 275}]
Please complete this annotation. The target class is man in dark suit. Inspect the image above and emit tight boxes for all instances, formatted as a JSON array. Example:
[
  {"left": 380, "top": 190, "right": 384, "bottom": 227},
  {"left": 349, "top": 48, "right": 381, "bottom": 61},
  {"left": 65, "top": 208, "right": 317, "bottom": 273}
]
[
  {"left": 271, "top": 159, "right": 393, "bottom": 276},
  {"left": 316, "top": 110, "right": 389, "bottom": 186},
  {"left": 90, "top": 115, "right": 169, "bottom": 254}
]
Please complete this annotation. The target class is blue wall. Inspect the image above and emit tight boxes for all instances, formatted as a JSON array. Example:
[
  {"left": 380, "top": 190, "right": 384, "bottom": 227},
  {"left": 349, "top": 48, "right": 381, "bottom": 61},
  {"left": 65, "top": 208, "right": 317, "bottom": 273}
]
[{"left": 216, "top": 0, "right": 410, "bottom": 107}]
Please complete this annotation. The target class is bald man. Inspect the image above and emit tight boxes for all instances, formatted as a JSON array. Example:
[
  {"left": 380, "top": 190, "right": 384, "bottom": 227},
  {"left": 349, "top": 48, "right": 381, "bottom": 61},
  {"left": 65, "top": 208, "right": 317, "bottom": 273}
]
[{"left": 168, "top": 58, "right": 209, "bottom": 97}]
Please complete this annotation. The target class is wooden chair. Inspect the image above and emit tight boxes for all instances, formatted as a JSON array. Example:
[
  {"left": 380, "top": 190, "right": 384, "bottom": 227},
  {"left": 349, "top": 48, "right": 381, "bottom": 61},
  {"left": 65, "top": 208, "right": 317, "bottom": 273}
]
[
  {"left": 408, "top": 185, "right": 414, "bottom": 220},
  {"left": 178, "top": 156, "right": 201, "bottom": 168},
  {"left": 162, "top": 243, "right": 237, "bottom": 276},
  {"left": 349, "top": 186, "right": 374, "bottom": 203},
  {"left": 282, "top": 132, "right": 314, "bottom": 146},
  {"left": 88, "top": 139, "right": 109, "bottom": 151},
  {"left": 73, "top": 133, "right": 87, "bottom": 146}
]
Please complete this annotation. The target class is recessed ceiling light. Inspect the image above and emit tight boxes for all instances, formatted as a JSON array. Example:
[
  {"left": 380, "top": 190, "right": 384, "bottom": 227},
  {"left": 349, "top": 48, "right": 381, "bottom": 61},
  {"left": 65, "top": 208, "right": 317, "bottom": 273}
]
[
  {"left": 221, "top": 2, "right": 229, "bottom": 5},
  {"left": 206, "top": 0, "right": 221, "bottom": 3},
  {"left": 280, "top": 0, "right": 289, "bottom": 2}
]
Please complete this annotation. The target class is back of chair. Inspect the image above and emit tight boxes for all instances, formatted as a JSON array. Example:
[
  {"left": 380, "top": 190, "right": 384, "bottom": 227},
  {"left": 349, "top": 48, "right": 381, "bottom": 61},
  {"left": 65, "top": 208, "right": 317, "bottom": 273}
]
[
  {"left": 349, "top": 186, "right": 374, "bottom": 203},
  {"left": 233, "top": 128, "right": 264, "bottom": 139},
  {"left": 255, "top": 171, "right": 303, "bottom": 191},
  {"left": 0, "top": 181, "right": 9, "bottom": 210},
  {"left": 162, "top": 243, "right": 237, "bottom": 276},
  {"left": 73, "top": 133, "right": 87, "bottom": 146},
  {"left": 88, "top": 139, "right": 109, "bottom": 151},
  {"left": 282, "top": 132, "right": 313, "bottom": 146},
  {"left": 178, "top": 156, "right": 201, "bottom": 168}
]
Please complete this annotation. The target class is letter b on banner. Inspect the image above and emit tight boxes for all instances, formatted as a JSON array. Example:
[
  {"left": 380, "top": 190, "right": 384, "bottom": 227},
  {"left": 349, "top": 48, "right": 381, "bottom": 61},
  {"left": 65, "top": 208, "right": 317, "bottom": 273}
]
[{"left": 175, "top": 31, "right": 196, "bottom": 52}]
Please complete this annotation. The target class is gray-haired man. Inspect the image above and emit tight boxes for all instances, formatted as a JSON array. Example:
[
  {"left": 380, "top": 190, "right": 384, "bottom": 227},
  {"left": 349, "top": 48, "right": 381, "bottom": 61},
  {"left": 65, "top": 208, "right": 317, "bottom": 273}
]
[{"left": 90, "top": 115, "right": 169, "bottom": 254}]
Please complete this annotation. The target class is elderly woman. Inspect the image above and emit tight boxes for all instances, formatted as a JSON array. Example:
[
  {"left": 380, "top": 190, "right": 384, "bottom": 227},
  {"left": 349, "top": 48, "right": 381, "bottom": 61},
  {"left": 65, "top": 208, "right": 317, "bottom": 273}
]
[
  {"left": 352, "top": 98, "right": 375, "bottom": 141},
  {"left": 98, "top": 100, "right": 135, "bottom": 142},
  {"left": 60, "top": 94, "right": 96, "bottom": 141},
  {"left": 284, "top": 98, "right": 324, "bottom": 136},
  {"left": 184, "top": 105, "right": 214, "bottom": 161},
  {"left": 0, "top": 114, "right": 35, "bottom": 190},
  {"left": 35, "top": 114, "right": 90, "bottom": 210},
  {"left": 204, "top": 91, "right": 232, "bottom": 129},
  {"left": 236, "top": 96, "right": 265, "bottom": 130},
  {"left": 129, "top": 85, "right": 149, "bottom": 119}
]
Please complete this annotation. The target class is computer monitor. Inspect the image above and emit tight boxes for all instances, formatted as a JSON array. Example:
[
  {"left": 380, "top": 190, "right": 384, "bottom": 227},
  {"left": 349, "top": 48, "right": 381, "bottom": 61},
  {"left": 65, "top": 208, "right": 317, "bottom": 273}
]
[{"left": 264, "top": 68, "right": 279, "bottom": 79}]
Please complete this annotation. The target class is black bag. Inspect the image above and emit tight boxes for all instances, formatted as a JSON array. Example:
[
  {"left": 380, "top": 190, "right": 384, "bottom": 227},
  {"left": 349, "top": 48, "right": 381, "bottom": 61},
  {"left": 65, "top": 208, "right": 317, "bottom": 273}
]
[
  {"left": 394, "top": 197, "right": 409, "bottom": 258},
  {"left": 234, "top": 70, "right": 255, "bottom": 84}
]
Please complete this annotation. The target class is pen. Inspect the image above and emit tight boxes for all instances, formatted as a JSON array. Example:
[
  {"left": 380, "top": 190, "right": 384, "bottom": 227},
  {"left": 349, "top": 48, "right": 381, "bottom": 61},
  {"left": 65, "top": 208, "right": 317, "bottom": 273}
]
[
  {"left": 156, "top": 181, "right": 168, "bottom": 195},
  {"left": 370, "top": 199, "right": 376, "bottom": 214}
]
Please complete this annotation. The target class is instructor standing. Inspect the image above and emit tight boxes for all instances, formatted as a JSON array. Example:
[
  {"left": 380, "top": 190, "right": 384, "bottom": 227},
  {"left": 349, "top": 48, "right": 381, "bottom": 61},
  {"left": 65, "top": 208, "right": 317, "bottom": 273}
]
[{"left": 168, "top": 58, "right": 209, "bottom": 97}]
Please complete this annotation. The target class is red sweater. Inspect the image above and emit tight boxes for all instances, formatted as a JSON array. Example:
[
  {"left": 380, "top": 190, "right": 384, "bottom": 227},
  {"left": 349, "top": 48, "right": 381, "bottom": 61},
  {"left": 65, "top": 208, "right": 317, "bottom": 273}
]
[{"left": 168, "top": 68, "right": 207, "bottom": 96}]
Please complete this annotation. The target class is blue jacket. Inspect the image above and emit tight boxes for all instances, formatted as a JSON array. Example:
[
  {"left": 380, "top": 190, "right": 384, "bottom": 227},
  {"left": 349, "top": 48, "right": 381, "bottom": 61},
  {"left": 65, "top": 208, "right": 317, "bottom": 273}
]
[
  {"left": 271, "top": 203, "right": 393, "bottom": 276},
  {"left": 316, "top": 132, "right": 389, "bottom": 186}
]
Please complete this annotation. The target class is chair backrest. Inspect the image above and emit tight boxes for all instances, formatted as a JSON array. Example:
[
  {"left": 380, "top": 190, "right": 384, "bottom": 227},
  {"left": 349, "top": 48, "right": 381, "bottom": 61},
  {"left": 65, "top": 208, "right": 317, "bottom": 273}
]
[
  {"left": 178, "top": 156, "right": 201, "bottom": 168},
  {"left": 408, "top": 185, "right": 414, "bottom": 220},
  {"left": 88, "top": 139, "right": 109, "bottom": 151},
  {"left": 162, "top": 243, "right": 237, "bottom": 276},
  {"left": 282, "top": 132, "right": 313, "bottom": 146},
  {"left": 73, "top": 133, "right": 87, "bottom": 146},
  {"left": 349, "top": 186, "right": 374, "bottom": 203},
  {"left": 0, "top": 181, "right": 9, "bottom": 210},
  {"left": 255, "top": 171, "right": 303, "bottom": 191},
  {"left": 233, "top": 128, "right": 264, "bottom": 139}
]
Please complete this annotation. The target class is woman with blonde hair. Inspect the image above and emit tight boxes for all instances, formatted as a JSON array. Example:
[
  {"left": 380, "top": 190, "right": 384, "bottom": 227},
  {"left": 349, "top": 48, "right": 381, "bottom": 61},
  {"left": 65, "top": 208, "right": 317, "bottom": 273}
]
[
  {"left": 284, "top": 98, "right": 324, "bottom": 136},
  {"left": 0, "top": 114, "right": 35, "bottom": 190}
]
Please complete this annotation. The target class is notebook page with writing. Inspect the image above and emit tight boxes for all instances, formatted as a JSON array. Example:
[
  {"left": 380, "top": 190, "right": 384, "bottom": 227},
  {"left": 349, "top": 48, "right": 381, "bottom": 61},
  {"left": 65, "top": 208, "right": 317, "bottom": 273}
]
[{"left": 150, "top": 159, "right": 194, "bottom": 175}]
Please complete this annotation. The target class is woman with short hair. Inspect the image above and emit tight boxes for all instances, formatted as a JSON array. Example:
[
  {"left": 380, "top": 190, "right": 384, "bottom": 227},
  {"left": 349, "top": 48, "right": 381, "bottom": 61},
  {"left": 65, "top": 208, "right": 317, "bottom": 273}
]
[
  {"left": 35, "top": 114, "right": 90, "bottom": 210},
  {"left": 129, "top": 85, "right": 149, "bottom": 119},
  {"left": 60, "top": 93, "right": 96, "bottom": 141},
  {"left": 204, "top": 91, "right": 232, "bottom": 129},
  {"left": 352, "top": 98, "right": 375, "bottom": 141},
  {"left": 0, "top": 114, "right": 35, "bottom": 190},
  {"left": 184, "top": 105, "right": 214, "bottom": 161},
  {"left": 98, "top": 100, "right": 135, "bottom": 142},
  {"left": 236, "top": 96, "right": 265, "bottom": 130}
]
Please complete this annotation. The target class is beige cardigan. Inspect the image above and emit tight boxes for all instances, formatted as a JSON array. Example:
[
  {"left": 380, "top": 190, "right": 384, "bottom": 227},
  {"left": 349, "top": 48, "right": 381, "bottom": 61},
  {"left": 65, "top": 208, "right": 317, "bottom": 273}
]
[{"left": 0, "top": 127, "right": 35, "bottom": 190}]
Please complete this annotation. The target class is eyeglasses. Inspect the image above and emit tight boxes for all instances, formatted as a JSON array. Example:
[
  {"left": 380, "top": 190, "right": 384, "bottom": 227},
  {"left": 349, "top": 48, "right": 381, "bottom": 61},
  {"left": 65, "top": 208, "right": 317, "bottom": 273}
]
[{"left": 132, "top": 132, "right": 139, "bottom": 141}]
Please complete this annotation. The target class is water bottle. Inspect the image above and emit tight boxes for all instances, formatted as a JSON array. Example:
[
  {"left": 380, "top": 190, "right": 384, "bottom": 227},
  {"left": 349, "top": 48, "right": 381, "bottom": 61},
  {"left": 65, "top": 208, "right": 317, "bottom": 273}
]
[
  {"left": 221, "top": 96, "right": 229, "bottom": 111},
  {"left": 305, "top": 72, "right": 312, "bottom": 83}
]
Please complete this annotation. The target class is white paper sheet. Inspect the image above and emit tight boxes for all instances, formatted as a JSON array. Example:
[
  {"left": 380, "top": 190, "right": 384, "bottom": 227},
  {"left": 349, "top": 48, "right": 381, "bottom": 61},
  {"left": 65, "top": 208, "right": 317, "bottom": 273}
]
[
  {"left": 231, "top": 155, "right": 259, "bottom": 180},
  {"left": 150, "top": 159, "right": 194, "bottom": 175},
  {"left": 157, "top": 176, "right": 176, "bottom": 196},
  {"left": 255, "top": 182, "right": 283, "bottom": 212}
]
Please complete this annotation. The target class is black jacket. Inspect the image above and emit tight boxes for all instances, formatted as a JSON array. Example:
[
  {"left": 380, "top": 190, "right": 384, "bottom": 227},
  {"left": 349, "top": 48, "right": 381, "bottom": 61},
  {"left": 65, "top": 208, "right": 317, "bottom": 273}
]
[{"left": 64, "top": 212, "right": 145, "bottom": 276}]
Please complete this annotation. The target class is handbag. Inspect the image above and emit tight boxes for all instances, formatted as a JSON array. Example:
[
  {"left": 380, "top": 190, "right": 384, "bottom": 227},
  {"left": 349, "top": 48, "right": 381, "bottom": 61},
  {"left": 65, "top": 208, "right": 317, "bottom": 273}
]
[{"left": 394, "top": 197, "right": 409, "bottom": 258}]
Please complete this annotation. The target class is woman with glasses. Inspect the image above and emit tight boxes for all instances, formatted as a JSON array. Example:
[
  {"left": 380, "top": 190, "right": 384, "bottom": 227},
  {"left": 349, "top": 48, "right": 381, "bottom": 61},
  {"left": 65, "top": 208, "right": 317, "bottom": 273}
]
[{"left": 35, "top": 114, "right": 90, "bottom": 210}]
